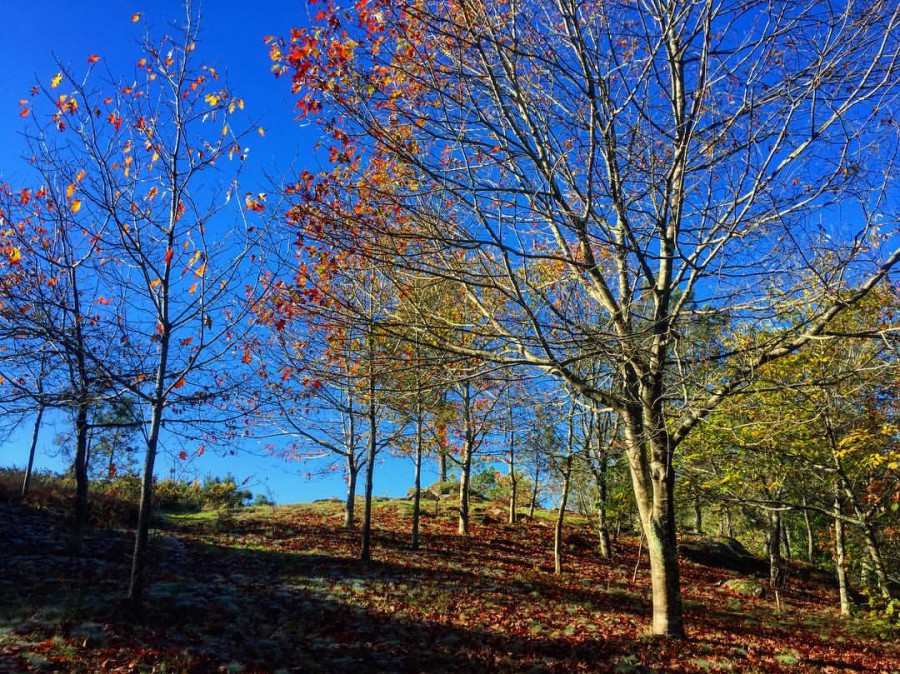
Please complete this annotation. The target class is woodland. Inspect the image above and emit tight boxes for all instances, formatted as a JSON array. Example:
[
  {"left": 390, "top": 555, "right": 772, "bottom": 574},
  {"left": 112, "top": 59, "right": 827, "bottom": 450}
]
[{"left": 1, "top": 0, "right": 899, "bottom": 672}]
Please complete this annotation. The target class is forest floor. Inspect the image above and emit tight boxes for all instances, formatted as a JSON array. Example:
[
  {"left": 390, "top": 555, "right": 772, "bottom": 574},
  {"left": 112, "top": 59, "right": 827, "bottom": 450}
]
[{"left": 0, "top": 496, "right": 898, "bottom": 674}]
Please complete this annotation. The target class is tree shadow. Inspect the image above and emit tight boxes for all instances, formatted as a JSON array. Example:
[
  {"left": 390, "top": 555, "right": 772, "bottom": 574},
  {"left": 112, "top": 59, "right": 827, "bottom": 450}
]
[{"left": 0, "top": 502, "right": 648, "bottom": 673}]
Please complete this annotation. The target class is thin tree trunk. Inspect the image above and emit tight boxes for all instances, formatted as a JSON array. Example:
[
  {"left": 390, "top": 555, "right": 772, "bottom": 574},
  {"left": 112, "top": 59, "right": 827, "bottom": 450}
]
[
  {"left": 554, "top": 453, "right": 573, "bottom": 574},
  {"left": 21, "top": 406, "right": 44, "bottom": 500},
  {"left": 861, "top": 523, "right": 892, "bottom": 600},
  {"left": 439, "top": 451, "right": 447, "bottom": 483},
  {"left": 71, "top": 401, "right": 90, "bottom": 553},
  {"left": 411, "top": 404, "right": 423, "bottom": 550},
  {"left": 457, "top": 443, "right": 471, "bottom": 536},
  {"left": 802, "top": 494, "right": 815, "bottom": 563},
  {"left": 457, "top": 380, "right": 473, "bottom": 536},
  {"left": 721, "top": 509, "right": 733, "bottom": 538},
  {"left": 595, "top": 455, "right": 611, "bottom": 559},
  {"left": 508, "top": 403, "right": 517, "bottom": 525},
  {"left": 344, "top": 454, "right": 358, "bottom": 529},
  {"left": 128, "top": 402, "right": 163, "bottom": 603},
  {"left": 360, "top": 371, "right": 377, "bottom": 562},
  {"left": 693, "top": 493, "right": 703, "bottom": 535},
  {"left": 833, "top": 491, "right": 851, "bottom": 616},
  {"left": 509, "top": 470, "right": 518, "bottom": 524},
  {"left": 528, "top": 462, "right": 540, "bottom": 519},
  {"left": 782, "top": 521, "right": 792, "bottom": 562},
  {"left": 768, "top": 510, "right": 783, "bottom": 590}
]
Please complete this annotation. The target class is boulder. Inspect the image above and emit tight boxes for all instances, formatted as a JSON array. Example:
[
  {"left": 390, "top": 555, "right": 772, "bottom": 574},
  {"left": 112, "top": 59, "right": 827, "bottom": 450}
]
[
  {"left": 678, "top": 537, "right": 768, "bottom": 575},
  {"left": 405, "top": 487, "right": 439, "bottom": 501},
  {"left": 480, "top": 507, "right": 506, "bottom": 524},
  {"left": 565, "top": 533, "right": 596, "bottom": 551}
]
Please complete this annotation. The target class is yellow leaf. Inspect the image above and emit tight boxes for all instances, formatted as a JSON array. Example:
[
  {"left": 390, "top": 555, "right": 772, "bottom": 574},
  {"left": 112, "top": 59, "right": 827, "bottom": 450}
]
[
  {"left": 205, "top": 93, "right": 220, "bottom": 107},
  {"left": 257, "top": 126, "right": 265, "bottom": 137},
  {"left": 150, "top": 278, "right": 162, "bottom": 288},
  {"left": 131, "top": 12, "right": 141, "bottom": 22},
  {"left": 70, "top": 199, "right": 82, "bottom": 213},
  {"left": 51, "top": 73, "right": 62, "bottom": 89},
  {"left": 194, "top": 263, "right": 206, "bottom": 278},
  {"left": 66, "top": 184, "right": 75, "bottom": 200},
  {"left": 75, "top": 169, "right": 86, "bottom": 182}
]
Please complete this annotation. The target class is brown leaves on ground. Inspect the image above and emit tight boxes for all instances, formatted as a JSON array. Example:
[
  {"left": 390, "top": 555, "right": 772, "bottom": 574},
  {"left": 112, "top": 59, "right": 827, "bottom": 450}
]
[{"left": 1, "top": 498, "right": 898, "bottom": 673}]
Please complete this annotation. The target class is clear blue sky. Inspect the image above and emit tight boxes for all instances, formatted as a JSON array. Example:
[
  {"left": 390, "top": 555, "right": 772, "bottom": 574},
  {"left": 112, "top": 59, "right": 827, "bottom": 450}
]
[{"left": 0, "top": 0, "right": 443, "bottom": 503}]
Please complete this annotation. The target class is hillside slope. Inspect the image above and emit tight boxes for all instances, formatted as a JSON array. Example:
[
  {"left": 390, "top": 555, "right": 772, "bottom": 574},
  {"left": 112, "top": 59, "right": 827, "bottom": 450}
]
[{"left": 1, "top": 498, "right": 898, "bottom": 673}]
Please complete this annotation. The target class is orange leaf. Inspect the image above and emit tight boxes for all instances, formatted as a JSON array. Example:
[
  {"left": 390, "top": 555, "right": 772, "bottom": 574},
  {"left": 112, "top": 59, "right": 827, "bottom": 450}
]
[
  {"left": 194, "top": 263, "right": 206, "bottom": 278},
  {"left": 70, "top": 199, "right": 82, "bottom": 213},
  {"left": 173, "top": 377, "right": 186, "bottom": 389},
  {"left": 87, "top": 54, "right": 100, "bottom": 64},
  {"left": 164, "top": 248, "right": 173, "bottom": 265},
  {"left": 131, "top": 12, "right": 141, "bottom": 22},
  {"left": 75, "top": 169, "right": 86, "bottom": 182},
  {"left": 6, "top": 247, "right": 22, "bottom": 265},
  {"left": 189, "top": 282, "right": 198, "bottom": 294},
  {"left": 19, "top": 107, "right": 30, "bottom": 117},
  {"left": 66, "top": 184, "right": 75, "bottom": 200},
  {"left": 150, "top": 278, "right": 162, "bottom": 288}
]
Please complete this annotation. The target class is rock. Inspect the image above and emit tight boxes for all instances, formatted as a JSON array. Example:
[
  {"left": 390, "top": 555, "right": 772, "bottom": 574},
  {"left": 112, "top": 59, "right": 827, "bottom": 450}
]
[
  {"left": 480, "top": 507, "right": 506, "bottom": 524},
  {"left": 405, "top": 487, "right": 439, "bottom": 501},
  {"left": 678, "top": 537, "right": 768, "bottom": 575},
  {"left": 566, "top": 533, "right": 595, "bottom": 551},
  {"left": 722, "top": 578, "right": 766, "bottom": 598}
]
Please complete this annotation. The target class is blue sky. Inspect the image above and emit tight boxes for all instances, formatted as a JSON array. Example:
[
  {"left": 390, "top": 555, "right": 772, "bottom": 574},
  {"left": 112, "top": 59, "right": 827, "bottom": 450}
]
[{"left": 0, "top": 0, "right": 446, "bottom": 503}]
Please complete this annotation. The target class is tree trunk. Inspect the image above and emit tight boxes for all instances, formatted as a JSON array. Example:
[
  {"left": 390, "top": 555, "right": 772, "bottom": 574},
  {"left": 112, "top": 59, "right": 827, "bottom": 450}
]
[
  {"left": 508, "top": 470, "right": 518, "bottom": 525},
  {"left": 457, "top": 380, "right": 473, "bottom": 536},
  {"left": 457, "top": 443, "right": 471, "bottom": 536},
  {"left": 802, "top": 495, "right": 816, "bottom": 563},
  {"left": 360, "top": 375, "right": 377, "bottom": 562},
  {"left": 21, "top": 406, "right": 44, "bottom": 500},
  {"left": 719, "top": 509, "right": 734, "bottom": 538},
  {"left": 595, "top": 457, "right": 611, "bottom": 559},
  {"left": 128, "top": 402, "right": 163, "bottom": 603},
  {"left": 693, "top": 493, "right": 703, "bottom": 535},
  {"left": 507, "top": 396, "right": 517, "bottom": 525},
  {"left": 344, "top": 454, "right": 358, "bottom": 529},
  {"left": 528, "top": 462, "right": 540, "bottom": 519},
  {"left": 768, "top": 510, "right": 783, "bottom": 590},
  {"left": 622, "top": 412, "right": 684, "bottom": 638},
  {"left": 71, "top": 401, "right": 90, "bottom": 553},
  {"left": 861, "top": 523, "right": 892, "bottom": 600},
  {"left": 833, "top": 492, "right": 851, "bottom": 616},
  {"left": 439, "top": 451, "right": 447, "bottom": 483},
  {"left": 411, "top": 406, "right": 423, "bottom": 550},
  {"left": 554, "top": 454, "right": 573, "bottom": 575},
  {"left": 782, "top": 521, "right": 792, "bottom": 562}
]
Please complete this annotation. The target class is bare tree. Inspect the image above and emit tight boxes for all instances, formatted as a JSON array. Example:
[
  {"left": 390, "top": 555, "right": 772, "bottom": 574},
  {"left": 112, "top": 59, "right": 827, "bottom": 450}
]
[
  {"left": 10, "top": 6, "right": 267, "bottom": 602},
  {"left": 276, "top": 0, "right": 900, "bottom": 636}
]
